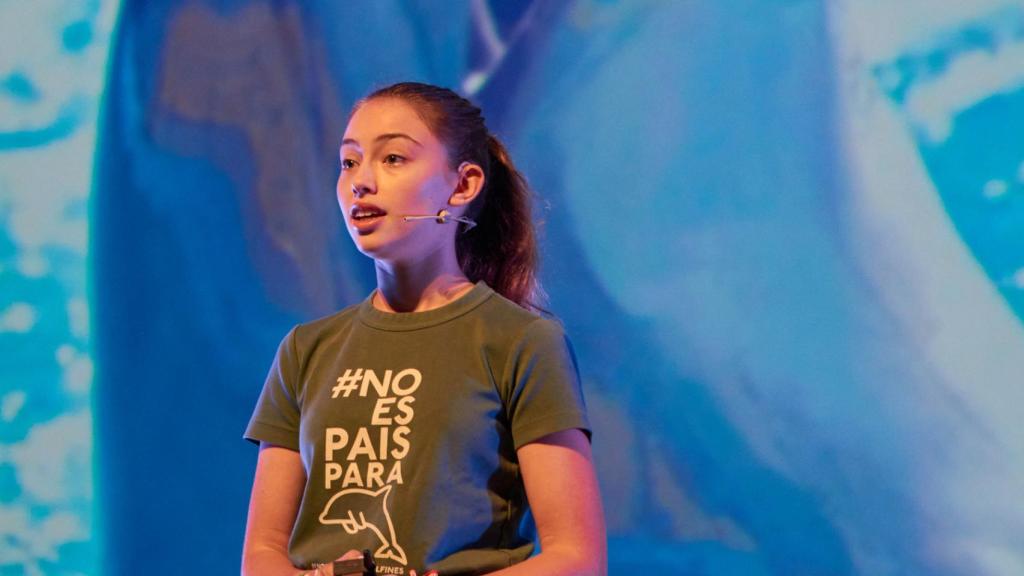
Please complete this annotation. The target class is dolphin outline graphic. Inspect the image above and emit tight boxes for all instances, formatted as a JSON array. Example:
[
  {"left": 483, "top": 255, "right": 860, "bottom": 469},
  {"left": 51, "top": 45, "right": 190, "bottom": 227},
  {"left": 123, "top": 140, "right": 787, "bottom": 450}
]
[{"left": 319, "top": 484, "right": 408, "bottom": 565}]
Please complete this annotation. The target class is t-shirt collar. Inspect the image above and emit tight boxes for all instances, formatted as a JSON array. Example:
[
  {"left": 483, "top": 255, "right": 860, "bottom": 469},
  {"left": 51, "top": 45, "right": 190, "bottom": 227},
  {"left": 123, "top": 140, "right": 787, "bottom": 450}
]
[{"left": 357, "top": 281, "right": 494, "bottom": 331}]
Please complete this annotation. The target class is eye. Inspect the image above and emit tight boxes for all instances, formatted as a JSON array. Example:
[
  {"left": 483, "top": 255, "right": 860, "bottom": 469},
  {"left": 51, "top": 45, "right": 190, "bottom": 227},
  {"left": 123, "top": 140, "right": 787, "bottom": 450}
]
[
  {"left": 341, "top": 158, "right": 357, "bottom": 170},
  {"left": 383, "top": 154, "right": 405, "bottom": 166}
]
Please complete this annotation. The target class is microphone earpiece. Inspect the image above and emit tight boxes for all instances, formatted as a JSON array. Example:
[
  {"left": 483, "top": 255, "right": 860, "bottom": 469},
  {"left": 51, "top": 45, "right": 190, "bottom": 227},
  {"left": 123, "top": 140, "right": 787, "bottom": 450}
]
[{"left": 401, "top": 209, "right": 477, "bottom": 232}]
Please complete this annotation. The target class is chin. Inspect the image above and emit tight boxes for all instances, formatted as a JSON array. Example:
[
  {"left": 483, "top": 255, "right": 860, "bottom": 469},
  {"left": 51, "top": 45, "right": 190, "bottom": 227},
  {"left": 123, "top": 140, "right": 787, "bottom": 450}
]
[
  {"left": 352, "top": 234, "right": 401, "bottom": 262},
  {"left": 354, "top": 240, "right": 388, "bottom": 259},
  {"left": 350, "top": 224, "right": 444, "bottom": 264}
]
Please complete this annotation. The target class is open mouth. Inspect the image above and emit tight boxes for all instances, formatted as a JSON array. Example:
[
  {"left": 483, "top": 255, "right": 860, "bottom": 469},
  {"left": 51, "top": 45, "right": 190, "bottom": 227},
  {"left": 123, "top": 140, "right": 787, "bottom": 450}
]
[
  {"left": 352, "top": 210, "right": 386, "bottom": 221},
  {"left": 350, "top": 204, "right": 388, "bottom": 225}
]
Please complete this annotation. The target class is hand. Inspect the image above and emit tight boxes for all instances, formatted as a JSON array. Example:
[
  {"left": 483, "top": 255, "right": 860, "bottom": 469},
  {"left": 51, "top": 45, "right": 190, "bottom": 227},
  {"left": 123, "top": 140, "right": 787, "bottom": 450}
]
[{"left": 330, "top": 550, "right": 365, "bottom": 576}]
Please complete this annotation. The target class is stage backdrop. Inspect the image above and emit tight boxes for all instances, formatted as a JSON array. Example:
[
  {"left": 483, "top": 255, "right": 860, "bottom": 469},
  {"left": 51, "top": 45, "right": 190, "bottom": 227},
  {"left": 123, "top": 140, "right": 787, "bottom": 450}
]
[{"left": 2, "top": 1, "right": 1023, "bottom": 575}]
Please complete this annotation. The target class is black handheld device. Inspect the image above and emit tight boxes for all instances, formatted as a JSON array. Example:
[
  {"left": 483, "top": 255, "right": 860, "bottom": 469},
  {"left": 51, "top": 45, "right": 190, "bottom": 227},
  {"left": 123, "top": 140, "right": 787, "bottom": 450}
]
[{"left": 332, "top": 549, "right": 376, "bottom": 576}]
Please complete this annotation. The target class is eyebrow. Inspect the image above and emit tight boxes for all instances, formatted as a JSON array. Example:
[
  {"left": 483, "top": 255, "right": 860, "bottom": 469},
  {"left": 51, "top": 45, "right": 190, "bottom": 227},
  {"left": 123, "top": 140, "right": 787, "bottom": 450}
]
[{"left": 340, "top": 133, "right": 422, "bottom": 148}]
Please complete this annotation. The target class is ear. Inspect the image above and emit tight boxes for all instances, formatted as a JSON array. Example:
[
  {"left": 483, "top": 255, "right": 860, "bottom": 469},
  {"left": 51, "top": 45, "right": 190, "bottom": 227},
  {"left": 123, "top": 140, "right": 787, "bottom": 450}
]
[{"left": 448, "top": 162, "right": 485, "bottom": 208}]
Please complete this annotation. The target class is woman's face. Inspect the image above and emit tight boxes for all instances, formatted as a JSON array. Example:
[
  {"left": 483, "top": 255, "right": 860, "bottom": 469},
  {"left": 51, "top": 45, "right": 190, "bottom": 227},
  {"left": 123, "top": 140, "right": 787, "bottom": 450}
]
[{"left": 337, "top": 98, "right": 460, "bottom": 262}]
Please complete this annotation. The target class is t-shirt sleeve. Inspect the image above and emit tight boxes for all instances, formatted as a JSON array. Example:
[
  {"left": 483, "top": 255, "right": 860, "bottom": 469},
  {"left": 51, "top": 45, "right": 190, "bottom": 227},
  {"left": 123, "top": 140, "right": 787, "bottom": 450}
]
[
  {"left": 504, "top": 318, "right": 592, "bottom": 450},
  {"left": 244, "top": 327, "right": 302, "bottom": 451}
]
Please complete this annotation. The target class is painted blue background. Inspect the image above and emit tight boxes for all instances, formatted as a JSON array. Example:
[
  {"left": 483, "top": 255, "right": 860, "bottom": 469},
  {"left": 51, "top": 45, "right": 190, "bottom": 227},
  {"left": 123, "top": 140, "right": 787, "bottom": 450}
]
[{"left": 2, "top": 1, "right": 1023, "bottom": 575}]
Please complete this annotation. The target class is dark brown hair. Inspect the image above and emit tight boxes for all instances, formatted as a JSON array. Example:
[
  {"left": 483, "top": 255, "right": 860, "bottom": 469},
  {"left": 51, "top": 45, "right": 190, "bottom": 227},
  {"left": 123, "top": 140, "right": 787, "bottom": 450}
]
[{"left": 355, "top": 82, "right": 544, "bottom": 311}]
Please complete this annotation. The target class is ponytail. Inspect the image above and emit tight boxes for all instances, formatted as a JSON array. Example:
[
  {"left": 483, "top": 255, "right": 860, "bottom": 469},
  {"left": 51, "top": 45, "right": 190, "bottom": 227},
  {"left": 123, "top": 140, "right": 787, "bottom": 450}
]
[{"left": 456, "top": 135, "right": 545, "bottom": 312}]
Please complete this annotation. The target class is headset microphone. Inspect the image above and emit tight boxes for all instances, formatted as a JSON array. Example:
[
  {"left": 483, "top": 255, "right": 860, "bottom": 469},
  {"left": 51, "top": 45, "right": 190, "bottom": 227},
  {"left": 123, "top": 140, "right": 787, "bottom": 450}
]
[{"left": 401, "top": 209, "right": 477, "bottom": 232}]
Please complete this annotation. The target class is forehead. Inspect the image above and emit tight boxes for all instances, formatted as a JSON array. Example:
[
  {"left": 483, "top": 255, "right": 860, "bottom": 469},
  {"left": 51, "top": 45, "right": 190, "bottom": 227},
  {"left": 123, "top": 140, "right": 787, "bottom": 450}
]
[{"left": 343, "top": 98, "right": 437, "bottom": 146}]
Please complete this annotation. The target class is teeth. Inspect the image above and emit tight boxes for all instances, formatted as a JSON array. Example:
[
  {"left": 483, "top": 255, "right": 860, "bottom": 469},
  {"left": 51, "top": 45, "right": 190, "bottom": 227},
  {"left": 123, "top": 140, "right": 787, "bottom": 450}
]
[{"left": 353, "top": 210, "right": 385, "bottom": 219}]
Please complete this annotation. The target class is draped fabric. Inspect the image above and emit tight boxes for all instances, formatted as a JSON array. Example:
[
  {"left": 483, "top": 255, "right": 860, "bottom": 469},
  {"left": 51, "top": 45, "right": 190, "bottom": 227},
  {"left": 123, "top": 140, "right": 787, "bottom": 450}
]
[{"left": 83, "top": 1, "right": 1024, "bottom": 574}]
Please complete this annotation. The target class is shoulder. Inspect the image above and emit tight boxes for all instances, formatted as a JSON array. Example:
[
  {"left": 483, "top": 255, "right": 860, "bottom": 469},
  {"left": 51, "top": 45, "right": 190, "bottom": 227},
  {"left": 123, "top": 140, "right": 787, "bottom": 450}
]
[
  {"left": 283, "top": 300, "right": 363, "bottom": 358},
  {"left": 476, "top": 288, "right": 566, "bottom": 337},
  {"left": 473, "top": 290, "right": 572, "bottom": 363}
]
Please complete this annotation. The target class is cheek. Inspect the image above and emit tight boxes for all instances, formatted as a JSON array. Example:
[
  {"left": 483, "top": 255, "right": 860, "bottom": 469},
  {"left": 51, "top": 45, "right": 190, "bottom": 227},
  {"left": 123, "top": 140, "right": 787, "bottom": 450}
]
[
  {"left": 336, "top": 174, "right": 350, "bottom": 207},
  {"left": 417, "top": 171, "right": 454, "bottom": 205}
]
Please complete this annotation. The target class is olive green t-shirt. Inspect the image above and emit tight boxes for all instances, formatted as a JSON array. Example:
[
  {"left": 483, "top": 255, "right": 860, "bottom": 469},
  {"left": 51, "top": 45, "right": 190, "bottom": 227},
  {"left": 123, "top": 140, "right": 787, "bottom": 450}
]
[{"left": 244, "top": 282, "right": 591, "bottom": 575}]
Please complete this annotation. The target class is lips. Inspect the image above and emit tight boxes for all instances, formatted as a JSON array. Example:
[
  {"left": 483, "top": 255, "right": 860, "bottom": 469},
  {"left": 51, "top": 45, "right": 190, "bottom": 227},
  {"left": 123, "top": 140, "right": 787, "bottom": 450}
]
[
  {"left": 350, "top": 202, "right": 388, "bottom": 220},
  {"left": 349, "top": 201, "right": 387, "bottom": 233}
]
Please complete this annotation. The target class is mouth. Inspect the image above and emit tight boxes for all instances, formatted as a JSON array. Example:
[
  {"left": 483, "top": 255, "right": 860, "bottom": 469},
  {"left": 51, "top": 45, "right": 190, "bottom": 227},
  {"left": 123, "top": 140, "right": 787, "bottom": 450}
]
[{"left": 349, "top": 203, "right": 388, "bottom": 231}]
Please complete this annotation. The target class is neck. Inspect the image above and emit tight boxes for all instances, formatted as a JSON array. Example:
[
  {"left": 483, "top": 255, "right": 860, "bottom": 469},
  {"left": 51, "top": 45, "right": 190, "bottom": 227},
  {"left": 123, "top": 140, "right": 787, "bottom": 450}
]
[{"left": 373, "top": 246, "right": 474, "bottom": 313}]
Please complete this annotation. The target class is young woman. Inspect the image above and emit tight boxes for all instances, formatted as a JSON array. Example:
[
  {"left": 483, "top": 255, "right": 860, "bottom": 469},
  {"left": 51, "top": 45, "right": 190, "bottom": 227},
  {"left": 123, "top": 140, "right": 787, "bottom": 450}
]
[{"left": 241, "top": 82, "right": 606, "bottom": 576}]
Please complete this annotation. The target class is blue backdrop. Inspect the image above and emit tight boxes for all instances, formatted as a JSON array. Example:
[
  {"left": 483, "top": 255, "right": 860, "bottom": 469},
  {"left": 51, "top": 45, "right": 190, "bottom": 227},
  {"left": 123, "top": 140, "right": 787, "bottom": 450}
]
[{"left": 3, "top": 1, "right": 1023, "bottom": 575}]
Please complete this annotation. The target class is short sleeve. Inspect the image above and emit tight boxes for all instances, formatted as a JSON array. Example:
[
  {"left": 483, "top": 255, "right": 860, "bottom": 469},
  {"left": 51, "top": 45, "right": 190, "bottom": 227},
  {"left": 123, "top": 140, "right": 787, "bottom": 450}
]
[
  {"left": 504, "top": 318, "right": 592, "bottom": 450},
  {"left": 244, "top": 327, "right": 302, "bottom": 451}
]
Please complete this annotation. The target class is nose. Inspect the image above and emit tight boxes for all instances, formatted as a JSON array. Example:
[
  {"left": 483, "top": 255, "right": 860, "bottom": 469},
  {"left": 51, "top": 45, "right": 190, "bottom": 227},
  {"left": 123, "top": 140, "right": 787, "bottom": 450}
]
[
  {"left": 352, "top": 184, "right": 373, "bottom": 198},
  {"left": 350, "top": 162, "right": 376, "bottom": 198}
]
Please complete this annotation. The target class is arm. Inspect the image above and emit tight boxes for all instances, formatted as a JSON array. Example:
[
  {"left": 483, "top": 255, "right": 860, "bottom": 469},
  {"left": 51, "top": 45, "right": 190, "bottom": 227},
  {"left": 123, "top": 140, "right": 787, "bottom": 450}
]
[
  {"left": 241, "top": 443, "right": 309, "bottom": 576},
  {"left": 485, "top": 428, "right": 607, "bottom": 576}
]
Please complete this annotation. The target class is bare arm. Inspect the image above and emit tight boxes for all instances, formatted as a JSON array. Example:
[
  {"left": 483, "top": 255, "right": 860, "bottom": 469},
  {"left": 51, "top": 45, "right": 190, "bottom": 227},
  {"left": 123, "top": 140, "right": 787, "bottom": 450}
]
[
  {"left": 241, "top": 443, "right": 309, "bottom": 576},
  {"left": 485, "top": 428, "right": 607, "bottom": 576}
]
